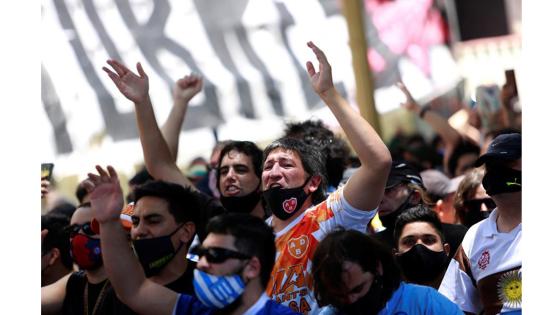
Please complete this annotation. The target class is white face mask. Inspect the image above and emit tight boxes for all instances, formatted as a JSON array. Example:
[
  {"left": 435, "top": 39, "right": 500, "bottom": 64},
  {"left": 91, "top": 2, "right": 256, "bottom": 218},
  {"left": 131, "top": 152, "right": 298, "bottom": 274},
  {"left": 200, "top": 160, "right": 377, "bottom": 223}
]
[{"left": 193, "top": 269, "right": 246, "bottom": 309}]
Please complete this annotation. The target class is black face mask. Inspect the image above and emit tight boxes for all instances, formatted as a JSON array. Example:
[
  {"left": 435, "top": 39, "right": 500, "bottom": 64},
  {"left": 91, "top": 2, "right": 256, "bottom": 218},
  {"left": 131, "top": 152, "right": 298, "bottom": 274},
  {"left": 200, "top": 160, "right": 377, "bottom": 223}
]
[
  {"left": 380, "top": 192, "right": 414, "bottom": 233},
  {"left": 482, "top": 166, "right": 521, "bottom": 196},
  {"left": 262, "top": 177, "right": 311, "bottom": 221},
  {"left": 395, "top": 244, "right": 448, "bottom": 284},
  {"left": 220, "top": 187, "right": 261, "bottom": 214},
  {"left": 336, "top": 274, "right": 386, "bottom": 315},
  {"left": 132, "top": 224, "right": 184, "bottom": 277}
]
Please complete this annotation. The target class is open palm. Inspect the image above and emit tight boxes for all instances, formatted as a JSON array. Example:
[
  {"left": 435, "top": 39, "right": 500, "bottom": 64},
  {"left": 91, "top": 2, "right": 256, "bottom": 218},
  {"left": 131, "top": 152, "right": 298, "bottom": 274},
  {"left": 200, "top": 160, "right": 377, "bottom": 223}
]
[
  {"left": 306, "top": 41, "right": 333, "bottom": 96},
  {"left": 84, "top": 165, "right": 125, "bottom": 223},
  {"left": 103, "top": 60, "right": 149, "bottom": 103}
]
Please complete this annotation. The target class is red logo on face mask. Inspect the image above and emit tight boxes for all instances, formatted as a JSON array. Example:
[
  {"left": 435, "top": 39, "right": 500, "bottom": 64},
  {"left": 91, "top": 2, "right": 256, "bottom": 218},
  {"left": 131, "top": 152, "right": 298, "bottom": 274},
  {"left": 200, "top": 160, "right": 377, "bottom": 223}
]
[
  {"left": 283, "top": 198, "right": 298, "bottom": 213},
  {"left": 478, "top": 250, "right": 490, "bottom": 270}
]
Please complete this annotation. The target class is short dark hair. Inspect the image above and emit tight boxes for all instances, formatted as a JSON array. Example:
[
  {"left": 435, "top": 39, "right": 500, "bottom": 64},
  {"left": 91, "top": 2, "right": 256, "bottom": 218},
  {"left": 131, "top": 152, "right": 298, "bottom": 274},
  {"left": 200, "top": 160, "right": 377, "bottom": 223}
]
[
  {"left": 393, "top": 204, "right": 445, "bottom": 248},
  {"left": 129, "top": 167, "right": 154, "bottom": 186},
  {"left": 133, "top": 180, "right": 199, "bottom": 225},
  {"left": 448, "top": 139, "right": 480, "bottom": 177},
  {"left": 312, "top": 229, "right": 401, "bottom": 308},
  {"left": 41, "top": 213, "right": 73, "bottom": 269},
  {"left": 216, "top": 141, "right": 263, "bottom": 187},
  {"left": 263, "top": 137, "right": 326, "bottom": 204},
  {"left": 48, "top": 202, "right": 77, "bottom": 221},
  {"left": 284, "top": 119, "right": 350, "bottom": 188},
  {"left": 75, "top": 181, "right": 89, "bottom": 204},
  {"left": 205, "top": 213, "right": 276, "bottom": 288}
]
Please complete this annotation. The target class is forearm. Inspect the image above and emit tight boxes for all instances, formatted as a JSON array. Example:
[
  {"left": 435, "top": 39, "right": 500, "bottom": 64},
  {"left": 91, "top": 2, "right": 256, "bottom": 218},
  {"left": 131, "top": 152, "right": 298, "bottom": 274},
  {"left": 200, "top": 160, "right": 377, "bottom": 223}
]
[
  {"left": 99, "top": 220, "right": 146, "bottom": 306},
  {"left": 320, "top": 88, "right": 391, "bottom": 171},
  {"left": 161, "top": 100, "right": 189, "bottom": 162},
  {"left": 134, "top": 97, "right": 190, "bottom": 186},
  {"left": 421, "top": 109, "right": 461, "bottom": 148},
  {"left": 320, "top": 88, "right": 391, "bottom": 210}
]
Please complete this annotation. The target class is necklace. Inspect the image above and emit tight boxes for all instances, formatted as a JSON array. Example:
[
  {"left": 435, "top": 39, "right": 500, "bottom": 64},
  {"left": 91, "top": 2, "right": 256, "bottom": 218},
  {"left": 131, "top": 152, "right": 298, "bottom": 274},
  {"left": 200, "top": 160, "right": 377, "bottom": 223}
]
[{"left": 83, "top": 279, "right": 110, "bottom": 315}]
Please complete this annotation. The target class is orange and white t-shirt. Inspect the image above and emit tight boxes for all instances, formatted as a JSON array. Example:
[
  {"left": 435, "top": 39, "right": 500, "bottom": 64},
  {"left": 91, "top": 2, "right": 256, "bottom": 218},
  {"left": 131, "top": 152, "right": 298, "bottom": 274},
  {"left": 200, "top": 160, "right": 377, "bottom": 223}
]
[{"left": 265, "top": 187, "right": 376, "bottom": 314}]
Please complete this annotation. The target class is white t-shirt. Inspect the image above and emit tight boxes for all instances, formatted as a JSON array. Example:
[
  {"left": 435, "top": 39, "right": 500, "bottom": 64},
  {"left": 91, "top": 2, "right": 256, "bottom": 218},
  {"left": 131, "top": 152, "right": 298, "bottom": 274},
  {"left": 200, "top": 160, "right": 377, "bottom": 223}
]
[{"left": 439, "top": 208, "right": 522, "bottom": 314}]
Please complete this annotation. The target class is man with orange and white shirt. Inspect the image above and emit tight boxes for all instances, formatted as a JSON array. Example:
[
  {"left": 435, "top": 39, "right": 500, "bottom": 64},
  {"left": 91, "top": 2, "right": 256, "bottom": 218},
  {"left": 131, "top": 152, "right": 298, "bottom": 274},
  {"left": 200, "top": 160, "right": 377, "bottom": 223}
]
[{"left": 262, "top": 41, "right": 392, "bottom": 314}]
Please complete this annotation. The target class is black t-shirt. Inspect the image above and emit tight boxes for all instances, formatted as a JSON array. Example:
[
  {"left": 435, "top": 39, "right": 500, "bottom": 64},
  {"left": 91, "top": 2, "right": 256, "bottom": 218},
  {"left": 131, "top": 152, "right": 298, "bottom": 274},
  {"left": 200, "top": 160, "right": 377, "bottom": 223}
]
[
  {"left": 440, "top": 222, "right": 468, "bottom": 258},
  {"left": 164, "top": 259, "right": 197, "bottom": 295},
  {"left": 62, "top": 271, "right": 136, "bottom": 315}
]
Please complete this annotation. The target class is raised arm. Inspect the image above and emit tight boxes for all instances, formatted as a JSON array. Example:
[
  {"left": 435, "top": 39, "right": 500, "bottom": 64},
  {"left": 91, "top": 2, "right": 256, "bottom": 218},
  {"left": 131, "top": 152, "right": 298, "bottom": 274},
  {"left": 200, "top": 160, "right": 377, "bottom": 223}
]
[
  {"left": 396, "top": 81, "right": 462, "bottom": 154},
  {"left": 84, "top": 165, "right": 177, "bottom": 315},
  {"left": 306, "top": 41, "right": 391, "bottom": 211},
  {"left": 102, "top": 60, "right": 189, "bottom": 187},
  {"left": 161, "top": 74, "right": 203, "bottom": 161}
]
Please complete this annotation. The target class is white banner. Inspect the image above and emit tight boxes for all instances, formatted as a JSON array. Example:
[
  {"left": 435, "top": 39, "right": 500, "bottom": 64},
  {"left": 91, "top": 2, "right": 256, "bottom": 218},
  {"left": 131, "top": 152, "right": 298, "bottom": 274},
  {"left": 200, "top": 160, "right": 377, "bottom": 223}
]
[{"left": 41, "top": 0, "right": 460, "bottom": 177}]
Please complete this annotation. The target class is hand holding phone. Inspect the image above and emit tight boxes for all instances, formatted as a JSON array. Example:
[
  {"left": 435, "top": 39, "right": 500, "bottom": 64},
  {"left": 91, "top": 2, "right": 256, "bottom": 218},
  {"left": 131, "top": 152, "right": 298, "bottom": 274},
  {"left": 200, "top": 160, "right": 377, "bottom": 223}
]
[{"left": 476, "top": 85, "right": 502, "bottom": 130}]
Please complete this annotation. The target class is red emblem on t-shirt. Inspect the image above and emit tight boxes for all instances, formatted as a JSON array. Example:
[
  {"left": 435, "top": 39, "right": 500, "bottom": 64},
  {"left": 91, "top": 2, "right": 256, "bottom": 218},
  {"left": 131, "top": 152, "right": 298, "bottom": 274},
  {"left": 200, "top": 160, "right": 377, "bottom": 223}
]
[
  {"left": 288, "top": 235, "right": 309, "bottom": 259},
  {"left": 478, "top": 250, "right": 491, "bottom": 270},
  {"left": 283, "top": 197, "right": 298, "bottom": 213}
]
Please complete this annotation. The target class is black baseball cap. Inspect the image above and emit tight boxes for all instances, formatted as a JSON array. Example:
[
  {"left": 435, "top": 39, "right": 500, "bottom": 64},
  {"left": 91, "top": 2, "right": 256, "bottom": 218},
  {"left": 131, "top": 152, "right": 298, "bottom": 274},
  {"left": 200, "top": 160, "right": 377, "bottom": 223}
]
[
  {"left": 474, "top": 133, "right": 521, "bottom": 167},
  {"left": 385, "top": 161, "right": 424, "bottom": 189}
]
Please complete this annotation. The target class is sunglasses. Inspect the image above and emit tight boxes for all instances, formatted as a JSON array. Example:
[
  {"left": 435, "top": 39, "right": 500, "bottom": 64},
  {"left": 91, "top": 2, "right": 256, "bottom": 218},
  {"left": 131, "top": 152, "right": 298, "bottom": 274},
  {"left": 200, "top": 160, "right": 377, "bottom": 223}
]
[
  {"left": 67, "top": 222, "right": 97, "bottom": 237},
  {"left": 464, "top": 198, "right": 496, "bottom": 212},
  {"left": 189, "top": 245, "right": 251, "bottom": 264}
]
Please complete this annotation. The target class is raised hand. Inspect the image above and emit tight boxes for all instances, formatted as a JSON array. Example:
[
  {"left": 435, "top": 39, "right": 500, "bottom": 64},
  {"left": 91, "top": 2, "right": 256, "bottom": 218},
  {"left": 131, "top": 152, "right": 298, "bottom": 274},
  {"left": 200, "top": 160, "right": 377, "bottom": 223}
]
[
  {"left": 306, "top": 41, "right": 334, "bottom": 97},
  {"left": 83, "top": 165, "right": 124, "bottom": 224},
  {"left": 396, "top": 81, "right": 421, "bottom": 114},
  {"left": 173, "top": 74, "right": 203, "bottom": 105},
  {"left": 103, "top": 60, "right": 149, "bottom": 103}
]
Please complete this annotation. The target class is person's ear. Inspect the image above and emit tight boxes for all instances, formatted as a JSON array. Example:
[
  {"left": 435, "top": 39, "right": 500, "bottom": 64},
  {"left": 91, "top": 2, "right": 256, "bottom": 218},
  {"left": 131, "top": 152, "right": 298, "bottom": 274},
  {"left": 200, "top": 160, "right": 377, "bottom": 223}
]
[
  {"left": 243, "top": 256, "right": 261, "bottom": 282},
  {"left": 47, "top": 248, "right": 60, "bottom": 266},
  {"left": 306, "top": 175, "right": 322, "bottom": 193},
  {"left": 179, "top": 222, "right": 196, "bottom": 244},
  {"left": 434, "top": 200, "right": 445, "bottom": 219},
  {"left": 443, "top": 243, "right": 451, "bottom": 256}
]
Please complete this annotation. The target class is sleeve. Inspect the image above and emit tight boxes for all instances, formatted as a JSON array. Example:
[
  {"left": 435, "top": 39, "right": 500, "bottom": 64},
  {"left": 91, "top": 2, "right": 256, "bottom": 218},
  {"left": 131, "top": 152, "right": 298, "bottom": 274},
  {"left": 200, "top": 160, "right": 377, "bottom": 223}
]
[
  {"left": 438, "top": 246, "right": 482, "bottom": 314},
  {"left": 318, "top": 187, "right": 376, "bottom": 234},
  {"left": 426, "top": 287, "right": 464, "bottom": 315},
  {"left": 172, "top": 294, "right": 213, "bottom": 315}
]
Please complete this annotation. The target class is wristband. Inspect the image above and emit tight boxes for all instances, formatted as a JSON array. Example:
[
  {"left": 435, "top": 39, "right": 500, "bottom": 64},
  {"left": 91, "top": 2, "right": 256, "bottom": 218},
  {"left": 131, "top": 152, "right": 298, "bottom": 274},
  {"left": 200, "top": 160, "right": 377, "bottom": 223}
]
[{"left": 419, "top": 106, "right": 431, "bottom": 119}]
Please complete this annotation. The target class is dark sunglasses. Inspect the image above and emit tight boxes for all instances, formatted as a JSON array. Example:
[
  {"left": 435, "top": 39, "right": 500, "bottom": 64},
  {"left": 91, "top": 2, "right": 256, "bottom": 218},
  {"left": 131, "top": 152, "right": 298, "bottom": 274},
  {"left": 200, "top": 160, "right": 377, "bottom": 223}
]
[
  {"left": 464, "top": 198, "right": 496, "bottom": 212},
  {"left": 189, "top": 245, "right": 251, "bottom": 264},
  {"left": 67, "top": 222, "right": 97, "bottom": 237}
]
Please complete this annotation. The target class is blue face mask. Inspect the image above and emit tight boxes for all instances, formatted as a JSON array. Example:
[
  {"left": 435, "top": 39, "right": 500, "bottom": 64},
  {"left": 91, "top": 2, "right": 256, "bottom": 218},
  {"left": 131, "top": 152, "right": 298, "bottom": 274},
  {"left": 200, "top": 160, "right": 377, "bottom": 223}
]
[{"left": 193, "top": 269, "right": 246, "bottom": 309}]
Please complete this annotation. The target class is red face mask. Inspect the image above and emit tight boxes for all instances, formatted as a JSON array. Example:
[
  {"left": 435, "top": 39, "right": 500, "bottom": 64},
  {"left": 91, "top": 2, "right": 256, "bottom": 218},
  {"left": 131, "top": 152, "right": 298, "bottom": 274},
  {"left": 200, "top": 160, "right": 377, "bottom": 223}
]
[{"left": 70, "top": 234, "right": 103, "bottom": 270}]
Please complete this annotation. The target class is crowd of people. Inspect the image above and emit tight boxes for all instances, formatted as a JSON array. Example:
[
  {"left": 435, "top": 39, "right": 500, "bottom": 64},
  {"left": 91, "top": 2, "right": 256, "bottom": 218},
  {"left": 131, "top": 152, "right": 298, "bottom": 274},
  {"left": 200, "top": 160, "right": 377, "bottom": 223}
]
[{"left": 41, "top": 41, "right": 522, "bottom": 315}]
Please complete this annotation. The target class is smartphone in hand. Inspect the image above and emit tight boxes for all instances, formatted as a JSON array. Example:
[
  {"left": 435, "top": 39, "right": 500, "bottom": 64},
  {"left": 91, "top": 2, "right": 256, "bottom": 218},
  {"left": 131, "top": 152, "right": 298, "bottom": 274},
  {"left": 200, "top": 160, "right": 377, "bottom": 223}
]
[
  {"left": 41, "top": 163, "right": 54, "bottom": 181},
  {"left": 476, "top": 85, "right": 502, "bottom": 130}
]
